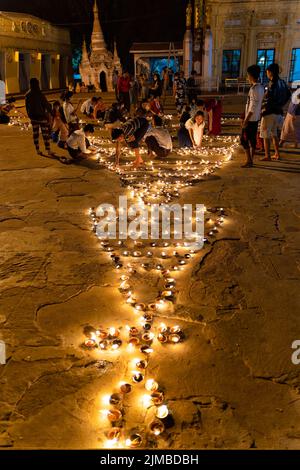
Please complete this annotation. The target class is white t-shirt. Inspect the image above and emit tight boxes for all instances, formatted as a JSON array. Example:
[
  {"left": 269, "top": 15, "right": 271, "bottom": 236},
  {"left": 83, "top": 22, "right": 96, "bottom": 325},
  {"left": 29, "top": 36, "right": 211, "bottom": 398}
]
[
  {"left": 0, "top": 80, "right": 6, "bottom": 105},
  {"left": 245, "top": 83, "right": 264, "bottom": 121},
  {"left": 67, "top": 129, "right": 89, "bottom": 153},
  {"left": 63, "top": 101, "right": 77, "bottom": 123},
  {"left": 81, "top": 99, "right": 93, "bottom": 114},
  {"left": 185, "top": 118, "right": 205, "bottom": 146},
  {"left": 145, "top": 127, "right": 173, "bottom": 151}
]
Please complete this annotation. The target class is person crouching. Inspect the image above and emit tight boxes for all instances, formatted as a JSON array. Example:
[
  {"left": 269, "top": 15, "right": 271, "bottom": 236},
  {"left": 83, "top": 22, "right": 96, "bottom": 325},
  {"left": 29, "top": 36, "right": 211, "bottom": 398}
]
[{"left": 66, "top": 124, "right": 96, "bottom": 161}]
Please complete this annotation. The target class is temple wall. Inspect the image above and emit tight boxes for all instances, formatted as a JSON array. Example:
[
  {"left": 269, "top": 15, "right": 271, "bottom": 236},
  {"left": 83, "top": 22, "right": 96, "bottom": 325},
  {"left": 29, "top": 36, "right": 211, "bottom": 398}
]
[{"left": 0, "top": 12, "right": 71, "bottom": 94}]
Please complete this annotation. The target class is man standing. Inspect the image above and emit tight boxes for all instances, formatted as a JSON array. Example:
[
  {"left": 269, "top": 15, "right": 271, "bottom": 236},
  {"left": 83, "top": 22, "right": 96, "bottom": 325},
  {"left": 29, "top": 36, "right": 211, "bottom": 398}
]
[
  {"left": 260, "top": 63, "right": 291, "bottom": 161},
  {"left": 240, "top": 65, "right": 264, "bottom": 167},
  {"left": 117, "top": 72, "right": 131, "bottom": 112}
]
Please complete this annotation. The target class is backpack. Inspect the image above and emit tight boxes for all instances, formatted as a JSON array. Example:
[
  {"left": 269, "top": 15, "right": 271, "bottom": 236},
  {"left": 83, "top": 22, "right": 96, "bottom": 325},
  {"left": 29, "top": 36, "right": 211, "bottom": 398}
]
[{"left": 274, "top": 79, "right": 291, "bottom": 107}]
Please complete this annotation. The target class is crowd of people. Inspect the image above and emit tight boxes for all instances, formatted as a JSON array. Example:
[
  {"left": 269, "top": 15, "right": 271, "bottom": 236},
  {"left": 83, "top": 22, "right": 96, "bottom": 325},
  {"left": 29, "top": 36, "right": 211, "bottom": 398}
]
[{"left": 0, "top": 63, "right": 299, "bottom": 168}]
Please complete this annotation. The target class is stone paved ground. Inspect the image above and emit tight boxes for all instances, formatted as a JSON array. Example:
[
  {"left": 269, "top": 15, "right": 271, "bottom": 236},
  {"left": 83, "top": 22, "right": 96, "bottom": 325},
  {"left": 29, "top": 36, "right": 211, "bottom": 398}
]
[{"left": 0, "top": 95, "right": 300, "bottom": 449}]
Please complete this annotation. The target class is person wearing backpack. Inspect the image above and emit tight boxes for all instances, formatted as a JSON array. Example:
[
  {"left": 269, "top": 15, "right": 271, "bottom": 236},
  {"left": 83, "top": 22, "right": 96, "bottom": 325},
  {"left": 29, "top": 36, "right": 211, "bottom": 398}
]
[{"left": 260, "top": 63, "right": 291, "bottom": 161}]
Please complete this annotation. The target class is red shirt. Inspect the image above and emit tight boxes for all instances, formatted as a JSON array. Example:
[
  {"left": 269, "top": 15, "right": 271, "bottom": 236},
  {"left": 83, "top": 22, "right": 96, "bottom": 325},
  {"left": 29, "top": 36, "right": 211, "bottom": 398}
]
[{"left": 118, "top": 76, "right": 131, "bottom": 93}]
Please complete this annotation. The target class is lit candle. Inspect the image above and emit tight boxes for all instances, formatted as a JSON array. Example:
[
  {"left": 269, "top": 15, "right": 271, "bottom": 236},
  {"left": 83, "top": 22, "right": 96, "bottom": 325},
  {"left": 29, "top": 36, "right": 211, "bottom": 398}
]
[
  {"left": 120, "top": 382, "right": 132, "bottom": 394},
  {"left": 129, "top": 326, "right": 139, "bottom": 336},
  {"left": 159, "top": 323, "right": 168, "bottom": 333},
  {"left": 99, "top": 340, "right": 108, "bottom": 350},
  {"left": 108, "top": 327, "right": 119, "bottom": 338},
  {"left": 125, "top": 434, "right": 142, "bottom": 448},
  {"left": 107, "top": 427, "right": 121, "bottom": 441},
  {"left": 111, "top": 339, "right": 122, "bottom": 350},
  {"left": 84, "top": 338, "right": 97, "bottom": 348},
  {"left": 150, "top": 391, "right": 164, "bottom": 405},
  {"left": 135, "top": 303, "right": 146, "bottom": 311},
  {"left": 142, "top": 332, "right": 154, "bottom": 343},
  {"left": 145, "top": 379, "right": 159, "bottom": 392},
  {"left": 107, "top": 409, "right": 122, "bottom": 422},
  {"left": 143, "top": 313, "right": 153, "bottom": 322},
  {"left": 156, "top": 405, "right": 169, "bottom": 419},
  {"left": 132, "top": 251, "right": 142, "bottom": 257},
  {"left": 169, "top": 333, "right": 181, "bottom": 343},
  {"left": 129, "top": 337, "right": 140, "bottom": 347},
  {"left": 132, "top": 371, "right": 144, "bottom": 383},
  {"left": 170, "top": 325, "right": 181, "bottom": 334},
  {"left": 135, "top": 359, "right": 148, "bottom": 370},
  {"left": 140, "top": 345, "right": 153, "bottom": 354},
  {"left": 109, "top": 393, "right": 122, "bottom": 405},
  {"left": 157, "top": 333, "right": 168, "bottom": 343}
]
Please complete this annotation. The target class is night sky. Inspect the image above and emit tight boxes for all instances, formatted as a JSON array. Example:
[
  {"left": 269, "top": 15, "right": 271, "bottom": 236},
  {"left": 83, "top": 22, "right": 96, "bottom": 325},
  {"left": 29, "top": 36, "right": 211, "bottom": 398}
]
[{"left": 0, "top": 0, "right": 187, "bottom": 70}]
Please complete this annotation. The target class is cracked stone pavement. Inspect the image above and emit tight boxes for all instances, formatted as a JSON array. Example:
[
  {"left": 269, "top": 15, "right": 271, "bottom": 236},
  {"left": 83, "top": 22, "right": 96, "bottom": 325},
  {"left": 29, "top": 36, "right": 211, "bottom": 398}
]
[{"left": 1, "top": 104, "right": 300, "bottom": 449}]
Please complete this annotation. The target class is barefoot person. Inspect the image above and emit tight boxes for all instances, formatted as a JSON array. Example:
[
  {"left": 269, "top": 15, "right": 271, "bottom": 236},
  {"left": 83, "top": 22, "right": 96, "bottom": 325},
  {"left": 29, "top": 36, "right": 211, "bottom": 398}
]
[
  {"left": 111, "top": 116, "right": 149, "bottom": 167},
  {"left": 260, "top": 63, "right": 291, "bottom": 161},
  {"left": 25, "top": 78, "right": 53, "bottom": 156},
  {"left": 240, "top": 64, "right": 264, "bottom": 167}
]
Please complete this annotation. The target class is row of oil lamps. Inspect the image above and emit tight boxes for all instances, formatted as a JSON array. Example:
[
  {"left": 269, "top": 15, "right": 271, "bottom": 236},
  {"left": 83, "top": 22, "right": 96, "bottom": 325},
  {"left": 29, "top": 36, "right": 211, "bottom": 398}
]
[{"left": 85, "top": 136, "right": 233, "bottom": 447}]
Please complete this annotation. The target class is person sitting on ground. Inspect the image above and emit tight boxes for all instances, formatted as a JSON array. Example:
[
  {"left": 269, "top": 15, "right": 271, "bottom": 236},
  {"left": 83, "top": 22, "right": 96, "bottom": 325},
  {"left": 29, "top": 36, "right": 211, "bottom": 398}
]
[
  {"left": 93, "top": 97, "right": 107, "bottom": 120},
  {"left": 240, "top": 64, "right": 264, "bottom": 168},
  {"left": 149, "top": 95, "right": 164, "bottom": 118},
  {"left": 178, "top": 104, "right": 192, "bottom": 147},
  {"left": 111, "top": 116, "right": 149, "bottom": 167},
  {"left": 51, "top": 101, "right": 69, "bottom": 149},
  {"left": 144, "top": 120, "right": 172, "bottom": 158},
  {"left": 66, "top": 124, "right": 97, "bottom": 160},
  {"left": 104, "top": 102, "right": 127, "bottom": 127},
  {"left": 185, "top": 110, "right": 205, "bottom": 149},
  {"left": 81, "top": 96, "right": 98, "bottom": 117},
  {"left": 25, "top": 78, "right": 53, "bottom": 156}
]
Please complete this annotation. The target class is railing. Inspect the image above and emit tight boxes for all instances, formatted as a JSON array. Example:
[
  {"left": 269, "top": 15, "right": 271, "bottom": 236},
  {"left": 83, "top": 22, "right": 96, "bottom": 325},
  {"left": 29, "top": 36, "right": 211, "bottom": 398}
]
[{"left": 193, "top": 77, "right": 219, "bottom": 92}]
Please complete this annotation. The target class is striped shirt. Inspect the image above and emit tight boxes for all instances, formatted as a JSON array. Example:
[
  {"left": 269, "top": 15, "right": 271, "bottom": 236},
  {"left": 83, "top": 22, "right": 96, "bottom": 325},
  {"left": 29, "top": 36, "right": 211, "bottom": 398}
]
[{"left": 122, "top": 117, "right": 148, "bottom": 139}]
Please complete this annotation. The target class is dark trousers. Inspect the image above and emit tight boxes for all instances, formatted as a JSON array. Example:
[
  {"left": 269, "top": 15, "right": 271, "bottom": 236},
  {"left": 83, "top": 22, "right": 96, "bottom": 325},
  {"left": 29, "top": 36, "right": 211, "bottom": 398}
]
[
  {"left": 241, "top": 121, "right": 259, "bottom": 150},
  {"left": 145, "top": 136, "right": 170, "bottom": 158},
  {"left": 31, "top": 119, "right": 50, "bottom": 151},
  {"left": 119, "top": 91, "right": 130, "bottom": 112}
]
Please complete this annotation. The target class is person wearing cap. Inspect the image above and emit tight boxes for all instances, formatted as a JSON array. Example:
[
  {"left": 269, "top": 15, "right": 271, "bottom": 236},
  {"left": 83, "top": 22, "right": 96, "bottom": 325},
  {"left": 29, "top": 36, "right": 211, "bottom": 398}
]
[
  {"left": 111, "top": 116, "right": 149, "bottom": 167},
  {"left": 279, "top": 87, "right": 300, "bottom": 149}
]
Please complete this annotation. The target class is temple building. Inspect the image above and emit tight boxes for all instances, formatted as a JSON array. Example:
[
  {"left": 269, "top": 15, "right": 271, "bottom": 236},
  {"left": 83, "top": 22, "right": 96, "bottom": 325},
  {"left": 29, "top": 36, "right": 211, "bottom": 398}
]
[
  {"left": 0, "top": 10, "right": 71, "bottom": 94},
  {"left": 184, "top": 0, "right": 300, "bottom": 88},
  {"left": 79, "top": 0, "right": 122, "bottom": 92}
]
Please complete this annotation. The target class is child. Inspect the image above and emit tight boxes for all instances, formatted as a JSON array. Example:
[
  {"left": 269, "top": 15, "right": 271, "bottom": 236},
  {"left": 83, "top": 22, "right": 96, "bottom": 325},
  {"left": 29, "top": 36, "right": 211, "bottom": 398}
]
[{"left": 51, "top": 101, "right": 69, "bottom": 149}]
